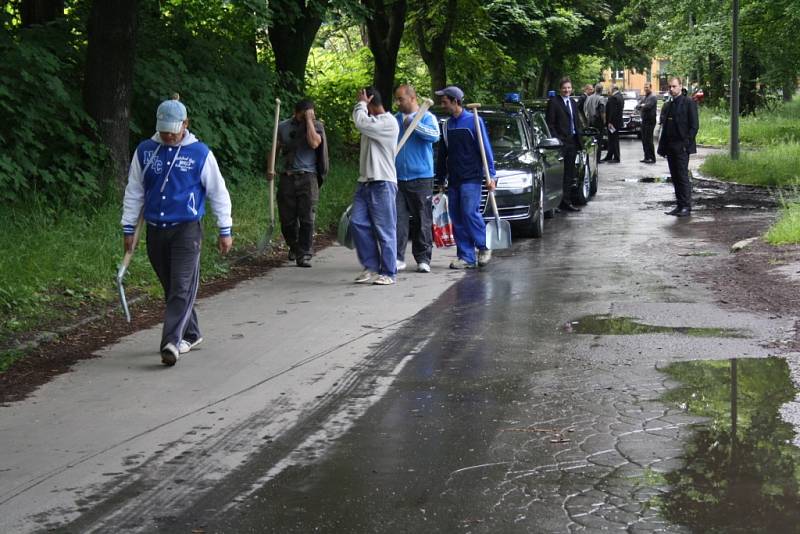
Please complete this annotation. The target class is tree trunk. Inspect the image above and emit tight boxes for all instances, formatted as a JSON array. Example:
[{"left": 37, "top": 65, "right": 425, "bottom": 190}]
[
  {"left": 20, "top": 0, "right": 64, "bottom": 27},
  {"left": 83, "top": 0, "right": 138, "bottom": 189},
  {"left": 783, "top": 79, "right": 796, "bottom": 102},
  {"left": 414, "top": 0, "right": 456, "bottom": 97},
  {"left": 363, "top": 0, "right": 408, "bottom": 110},
  {"left": 268, "top": 0, "right": 328, "bottom": 94}
]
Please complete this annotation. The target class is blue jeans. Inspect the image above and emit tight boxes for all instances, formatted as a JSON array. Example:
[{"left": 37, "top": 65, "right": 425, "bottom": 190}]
[
  {"left": 350, "top": 181, "right": 398, "bottom": 277},
  {"left": 448, "top": 181, "right": 486, "bottom": 265}
]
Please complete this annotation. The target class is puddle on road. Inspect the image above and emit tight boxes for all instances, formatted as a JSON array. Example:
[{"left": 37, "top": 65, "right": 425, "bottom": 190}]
[
  {"left": 657, "top": 357, "right": 800, "bottom": 533},
  {"left": 567, "top": 314, "right": 748, "bottom": 338}
]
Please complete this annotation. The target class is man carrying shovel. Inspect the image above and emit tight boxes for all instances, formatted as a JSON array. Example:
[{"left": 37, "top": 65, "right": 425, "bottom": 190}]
[
  {"left": 121, "top": 95, "right": 233, "bottom": 367},
  {"left": 270, "top": 99, "right": 329, "bottom": 267},
  {"left": 434, "top": 86, "right": 496, "bottom": 269}
]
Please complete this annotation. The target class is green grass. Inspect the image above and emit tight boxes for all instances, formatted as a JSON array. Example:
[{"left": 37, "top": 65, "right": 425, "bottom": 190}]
[
  {"left": 0, "top": 158, "right": 359, "bottom": 353},
  {"left": 696, "top": 98, "right": 800, "bottom": 147},
  {"left": 766, "top": 200, "right": 800, "bottom": 245},
  {"left": 699, "top": 142, "right": 800, "bottom": 187}
]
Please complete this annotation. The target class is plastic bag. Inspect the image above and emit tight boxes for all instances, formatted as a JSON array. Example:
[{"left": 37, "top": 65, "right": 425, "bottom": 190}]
[
  {"left": 337, "top": 204, "right": 355, "bottom": 249},
  {"left": 431, "top": 192, "right": 456, "bottom": 248}
]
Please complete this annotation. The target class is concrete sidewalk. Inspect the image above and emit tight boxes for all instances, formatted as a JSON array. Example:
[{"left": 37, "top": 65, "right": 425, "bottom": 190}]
[{"left": 0, "top": 243, "right": 463, "bottom": 532}]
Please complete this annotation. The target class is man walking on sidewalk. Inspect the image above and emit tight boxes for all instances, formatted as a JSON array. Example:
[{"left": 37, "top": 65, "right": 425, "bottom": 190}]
[
  {"left": 394, "top": 84, "right": 439, "bottom": 273},
  {"left": 435, "top": 85, "right": 496, "bottom": 269},
  {"left": 637, "top": 82, "right": 658, "bottom": 163},
  {"left": 350, "top": 87, "right": 400, "bottom": 285},
  {"left": 271, "top": 99, "right": 329, "bottom": 267},
  {"left": 121, "top": 95, "right": 233, "bottom": 366},
  {"left": 658, "top": 76, "right": 699, "bottom": 217}
]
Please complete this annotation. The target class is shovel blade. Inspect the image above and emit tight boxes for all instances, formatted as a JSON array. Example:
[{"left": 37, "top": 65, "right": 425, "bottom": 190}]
[
  {"left": 257, "top": 221, "right": 276, "bottom": 253},
  {"left": 485, "top": 219, "right": 512, "bottom": 250},
  {"left": 116, "top": 275, "right": 131, "bottom": 323}
]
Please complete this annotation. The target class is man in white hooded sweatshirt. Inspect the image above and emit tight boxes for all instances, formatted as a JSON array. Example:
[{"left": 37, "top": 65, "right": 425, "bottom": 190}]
[
  {"left": 350, "top": 87, "right": 400, "bottom": 286},
  {"left": 121, "top": 95, "right": 233, "bottom": 366}
]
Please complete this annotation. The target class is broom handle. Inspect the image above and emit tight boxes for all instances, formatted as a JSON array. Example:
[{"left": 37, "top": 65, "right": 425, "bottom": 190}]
[
  {"left": 466, "top": 103, "right": 499, "bottom": 220},
  {"left": 268, "top": 98, "right": 281, "bottom": 225}
]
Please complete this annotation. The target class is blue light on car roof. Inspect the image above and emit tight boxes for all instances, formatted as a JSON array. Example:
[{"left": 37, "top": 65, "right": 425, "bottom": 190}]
[{"left": 504, "top": 92, "right": 521, "bottom": 103}]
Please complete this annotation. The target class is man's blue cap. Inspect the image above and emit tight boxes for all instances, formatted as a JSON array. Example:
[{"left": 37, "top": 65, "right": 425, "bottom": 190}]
[
  {"left": 156, "top": 98, "right": 187, "bottom": 134},
  {"left": 435, "top": 86, "right": 464, "bottom": 101}
]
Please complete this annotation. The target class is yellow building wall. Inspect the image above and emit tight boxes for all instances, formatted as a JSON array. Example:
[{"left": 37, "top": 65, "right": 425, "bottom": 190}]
[{"left": 601, "top": 59, "right": 664, "bottom": 94}]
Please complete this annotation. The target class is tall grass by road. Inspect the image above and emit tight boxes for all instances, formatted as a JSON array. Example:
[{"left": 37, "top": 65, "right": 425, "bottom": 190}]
[
  {"left": 696, "top": 98, "right": 800, "bottom": 147},
  {"left": 0, "top": 159, "right": 359, "bottom": 360},
  {"left": 700, "top": 142, "right": 800, "bottom": 187}
]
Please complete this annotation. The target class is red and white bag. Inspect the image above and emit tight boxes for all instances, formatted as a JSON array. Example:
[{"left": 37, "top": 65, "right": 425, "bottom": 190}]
[{"left": 432, "top": 192, "right": 456, "bottom": 248}]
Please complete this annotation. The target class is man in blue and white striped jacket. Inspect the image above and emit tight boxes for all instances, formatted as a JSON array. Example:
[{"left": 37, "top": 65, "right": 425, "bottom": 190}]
[
  {"left": 121, "top": 96, "right": 233, "bottom": 366},
  {"left": 393, "top": 84, "right": 439, "bottom": 273}
]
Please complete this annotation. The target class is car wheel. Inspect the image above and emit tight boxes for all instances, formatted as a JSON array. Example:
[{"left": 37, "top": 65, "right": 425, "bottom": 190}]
[
  {"left": 519, "top": 182, "right": 544, "bottom": 238},
  {"left": 573, "top": 156, "right": 591, "bottom": 205}
]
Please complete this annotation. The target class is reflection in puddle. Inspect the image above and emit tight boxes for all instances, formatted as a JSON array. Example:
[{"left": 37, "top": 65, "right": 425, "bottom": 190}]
[
  {"left": 567, "top": 315, "right": 748, "bottom": 338},
  {"left": 658, "top": 357, "right": 800, "bottom": 532}
]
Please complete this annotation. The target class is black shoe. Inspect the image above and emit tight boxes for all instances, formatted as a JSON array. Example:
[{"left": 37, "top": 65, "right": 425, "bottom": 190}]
[
  {"left": 645, "top": 159, "right": 656, "bottom": 164},
  {"left": 640, "top": 159, "right": 653, "bottom": 163},
  {"left": 560, "top": 202, "right": 581, "bottom": 212},
  {"left": 665, "top": 207, "right": 681, "bottom": 215},
  {"left": 675, "top": 207, "right": 692, "bottom": 217},
  {"left": 287, "top": 250, "right": 297, "bottom": 261},
  {"left": 607, "top": 159, "right": 620, "bottom": 164},
  {"left": 297, "top": 255, "right": 312, "bottom": 267}
]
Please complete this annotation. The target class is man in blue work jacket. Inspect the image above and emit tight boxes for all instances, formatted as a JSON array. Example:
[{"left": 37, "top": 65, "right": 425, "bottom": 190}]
[
  {"left": 434, "top": 86, "right": 496, "bottom": 269},
  {"left": 394, "top": 84, "right": 439, "bottom": 273}
]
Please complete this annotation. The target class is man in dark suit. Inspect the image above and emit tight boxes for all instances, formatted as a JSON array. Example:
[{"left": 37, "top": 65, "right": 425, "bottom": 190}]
[
  {"left": 546, "top": 76, "right": 582, "bottom": 212},
  {"left": 637, "top": 82, "right": 658, "bottom": 163},
  {"left": 602, "top": 85, "right": 623, "bottom": 163},
  {"left": 658, "top": 76, "right": 699, "bottom": 217}
]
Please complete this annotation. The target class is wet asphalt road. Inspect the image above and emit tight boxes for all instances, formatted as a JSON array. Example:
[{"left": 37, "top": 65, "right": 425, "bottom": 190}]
[{"left": 142, "top": 140, "right": 789, "bottom": 533}]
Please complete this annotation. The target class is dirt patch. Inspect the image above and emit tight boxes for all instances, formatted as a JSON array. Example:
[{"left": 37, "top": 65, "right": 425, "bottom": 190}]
[
  {"left": 678, "top": 179, "right": 800, "bottom": 349},
  {"left": 0, "top": 233, "right": 334, "bottom": 405}
]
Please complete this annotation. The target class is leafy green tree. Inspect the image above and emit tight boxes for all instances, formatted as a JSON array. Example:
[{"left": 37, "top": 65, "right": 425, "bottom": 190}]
[
  {"left": 83, "top": 0, "right": 138, "bottom": 188},
  {"left": 268, "top": 0, "right": 331, "bottom": 94},
  {"left": 361, "top": 0, "right": 408, "bottom": 108}
]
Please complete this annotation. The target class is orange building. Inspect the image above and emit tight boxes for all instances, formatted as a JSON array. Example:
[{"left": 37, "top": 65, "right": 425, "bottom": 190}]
[{"left": 601, "top": 59, "right": 672, "bottom": 95}]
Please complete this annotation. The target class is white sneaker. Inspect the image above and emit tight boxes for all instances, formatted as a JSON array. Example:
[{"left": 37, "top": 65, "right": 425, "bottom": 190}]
[
  {"left": 161, "top": 342, "right": 180, "bottom": 366},
  {"left": 478, "top": 249, "right": 492, "bottom": 266},
  {"left": 355, "top": 270, "right": 377, "bottom": 284},
  {"left": 179, "top": 337, "right": 204, "bottom": 354},
  {"left": 396, "top": 260, "right": 407, "bottom": 271},
  {"left": 416, "top": 262, "right": 431, "bottom": 273},
  {"left": 449, "top": 259, "right": 476, "bottom": 269},
  {"left": 372, "top": 274, "right": 395, "bottom": 285}
]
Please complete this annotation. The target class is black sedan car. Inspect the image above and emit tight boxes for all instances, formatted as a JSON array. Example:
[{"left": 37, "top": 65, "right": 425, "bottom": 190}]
[
  {"left": 434, "top": 104, "right": 564, "bottom": 238},
  {"left": 526, "top": 99, "right": 600, "bottom": 205},
  {"left": 621, "top": 97, "right": 643, "bottom": 137}
]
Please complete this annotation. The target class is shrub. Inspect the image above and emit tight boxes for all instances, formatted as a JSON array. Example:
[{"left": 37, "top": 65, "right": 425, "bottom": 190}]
[{"left": 0, "top": 20, "right": 108, "bottom": 209}]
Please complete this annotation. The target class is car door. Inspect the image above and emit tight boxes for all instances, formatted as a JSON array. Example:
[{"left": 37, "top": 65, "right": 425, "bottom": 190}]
[{"left": 530, "top": 112, "right": 564, "bottom": 207}]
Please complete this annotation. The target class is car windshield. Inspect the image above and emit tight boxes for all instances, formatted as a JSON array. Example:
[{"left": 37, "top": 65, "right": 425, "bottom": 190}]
[{"left": 483, "top": 115, "right": 526, "bottom": 153}]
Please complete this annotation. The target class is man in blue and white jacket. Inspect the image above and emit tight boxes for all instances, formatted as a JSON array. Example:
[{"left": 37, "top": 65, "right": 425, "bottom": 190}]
[
  {"left": 121, "top": 96, "right": 233, "bottom": 366},
  {"left": 393, "top": 84, "right": 439, "bottom": 273},
  {"left": 434, "top": 86, "right": 496, "bottom": 269}
]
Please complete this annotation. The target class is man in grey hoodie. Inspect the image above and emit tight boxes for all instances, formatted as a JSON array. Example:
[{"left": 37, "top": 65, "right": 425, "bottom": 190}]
[{"left": 350, "top": 87, "right": 400, "bottom": 285}]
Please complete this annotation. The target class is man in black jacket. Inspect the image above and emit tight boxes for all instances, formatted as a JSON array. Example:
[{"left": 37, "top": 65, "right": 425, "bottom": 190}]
[
  {"left": 658, "top": 76, "right": 699, "bottom": 217},
  {"left": 602, "top": 85, "right": 623, "bottom": 163},
  {"left": 637, "top": 82, "right": 658, "bottom": 163},
  {"left": 545, "top": 76, "right": 582, "bottom": 212}
]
